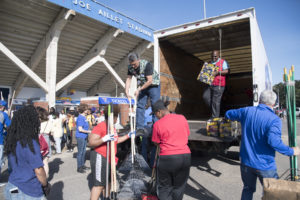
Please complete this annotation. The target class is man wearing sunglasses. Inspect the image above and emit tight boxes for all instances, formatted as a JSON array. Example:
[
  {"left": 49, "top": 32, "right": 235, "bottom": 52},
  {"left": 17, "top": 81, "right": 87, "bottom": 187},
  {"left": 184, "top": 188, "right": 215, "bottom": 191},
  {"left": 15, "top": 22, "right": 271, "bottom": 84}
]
[{"left": 203, "top": 50, "right": 229, "bottom": 118}]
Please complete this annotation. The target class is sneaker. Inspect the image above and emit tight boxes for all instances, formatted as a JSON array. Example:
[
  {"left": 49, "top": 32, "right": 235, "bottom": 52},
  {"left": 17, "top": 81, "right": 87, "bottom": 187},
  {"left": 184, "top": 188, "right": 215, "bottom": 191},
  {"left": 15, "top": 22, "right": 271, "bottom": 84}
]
[
  {"left": 82, "top": 165, "right": 90, "bottom": 170},
  {"left": 77, "top": 167, "right": 85, "bottom": 173},
  {"left": 0, "top": 183, "right": 6, "bottom": 187}
]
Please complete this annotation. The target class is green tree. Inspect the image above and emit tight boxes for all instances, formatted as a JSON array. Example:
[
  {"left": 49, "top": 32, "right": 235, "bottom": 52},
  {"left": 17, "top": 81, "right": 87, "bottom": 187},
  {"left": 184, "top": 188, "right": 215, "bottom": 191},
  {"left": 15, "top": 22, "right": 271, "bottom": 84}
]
[{"left": 273, "top": 80, "right": 300, "bottom": 108}]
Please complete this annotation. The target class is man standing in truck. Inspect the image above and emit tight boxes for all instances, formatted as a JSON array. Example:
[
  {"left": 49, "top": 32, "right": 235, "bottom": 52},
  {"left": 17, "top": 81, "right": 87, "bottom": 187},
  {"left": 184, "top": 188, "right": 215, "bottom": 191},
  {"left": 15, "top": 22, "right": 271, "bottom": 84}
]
[
  {"left": 225, "top": 90, "right": 300, "bottom": 200},
  {"left": 125, "top": 52, "right": 160, "bottom": 134},
  {"left": 203, "top": 50, "right": 229, "bottom": 118}
]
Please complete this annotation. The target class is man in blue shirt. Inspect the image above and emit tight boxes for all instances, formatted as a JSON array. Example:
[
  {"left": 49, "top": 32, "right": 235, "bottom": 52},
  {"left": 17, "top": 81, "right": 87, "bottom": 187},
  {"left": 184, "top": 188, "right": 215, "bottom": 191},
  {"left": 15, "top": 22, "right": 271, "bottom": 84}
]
[
  {"left": 0, "top": 100, "right": 11, "bottom": 180},
  {"left": 225, "top": 90, "right": 300, "bottom": 200},
  {"left": 76, "top": 104, "right": 91, "bottom": 173}
]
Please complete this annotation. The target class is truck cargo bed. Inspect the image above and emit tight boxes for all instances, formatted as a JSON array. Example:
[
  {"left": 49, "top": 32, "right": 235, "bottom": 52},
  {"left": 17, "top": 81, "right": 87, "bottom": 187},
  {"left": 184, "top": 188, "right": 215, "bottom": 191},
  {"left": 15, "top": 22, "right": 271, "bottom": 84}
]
[{"left": 188, "top": 120, "right": 235, "bottom": 142}]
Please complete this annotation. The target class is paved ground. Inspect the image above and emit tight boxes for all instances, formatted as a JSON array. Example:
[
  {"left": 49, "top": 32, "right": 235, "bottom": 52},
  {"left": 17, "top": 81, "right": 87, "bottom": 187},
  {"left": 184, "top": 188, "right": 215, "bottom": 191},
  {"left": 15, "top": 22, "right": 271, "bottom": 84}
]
[{"left": 0, "top": 118, "right": 299, "bottom": 200}]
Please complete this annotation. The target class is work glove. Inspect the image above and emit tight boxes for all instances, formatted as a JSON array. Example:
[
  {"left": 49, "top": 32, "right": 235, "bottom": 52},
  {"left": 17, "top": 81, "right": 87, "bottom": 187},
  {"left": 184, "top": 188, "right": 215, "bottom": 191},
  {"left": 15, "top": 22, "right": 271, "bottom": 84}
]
[
  {"left": 42, "top": 182, "right": 51, "bottom": 196},
  {"left": 293, "top": 147, "right": 300, "bottom": 156},
  {"left": 102, "top": 134, "right": 115, "bottom": 142},
  {"left": 128, "top": 131, "right": 136, "bottom": 138}
]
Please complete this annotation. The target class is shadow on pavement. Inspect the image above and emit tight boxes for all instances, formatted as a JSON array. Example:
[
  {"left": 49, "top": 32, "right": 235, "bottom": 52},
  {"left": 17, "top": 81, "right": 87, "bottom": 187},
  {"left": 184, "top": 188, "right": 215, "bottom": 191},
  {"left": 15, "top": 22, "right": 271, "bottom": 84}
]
[
  {"left": 48, "top": 158, "right": 64, "bottom": 182},
  {"left": 191, "top": 152, "right": 240, "bottom": 178},
  {"left": 191, "top": 155, "right": 222, "bottom": 177},
  {"left": 185, "top": 176, "right": 220, "bottom": 200},
  {"left": 215, "top": 154, "right": 240, "bottom": 166},
  {"left": 72, "top": 149, "right": 91, "bottom": 161},
  {"left": 47, "top": 181, "right": 64, "bottom": 200}
]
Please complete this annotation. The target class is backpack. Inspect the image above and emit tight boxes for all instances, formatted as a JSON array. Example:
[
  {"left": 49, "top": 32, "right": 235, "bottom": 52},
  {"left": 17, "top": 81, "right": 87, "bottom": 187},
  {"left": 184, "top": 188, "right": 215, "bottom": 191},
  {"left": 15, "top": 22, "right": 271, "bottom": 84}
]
[{"left": 39, "top": 134, "right": 49, "bottom": 157}]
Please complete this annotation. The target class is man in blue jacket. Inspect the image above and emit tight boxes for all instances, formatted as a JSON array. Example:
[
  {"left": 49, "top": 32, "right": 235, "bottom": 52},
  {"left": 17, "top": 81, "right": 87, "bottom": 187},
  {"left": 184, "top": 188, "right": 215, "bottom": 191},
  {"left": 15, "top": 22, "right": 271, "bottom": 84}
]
[
  {"left": 0, "top": 100, "right": 11, "bottom": 184},
  {"left": 225, "top": 90, "right": 300, "bottom": 200}
]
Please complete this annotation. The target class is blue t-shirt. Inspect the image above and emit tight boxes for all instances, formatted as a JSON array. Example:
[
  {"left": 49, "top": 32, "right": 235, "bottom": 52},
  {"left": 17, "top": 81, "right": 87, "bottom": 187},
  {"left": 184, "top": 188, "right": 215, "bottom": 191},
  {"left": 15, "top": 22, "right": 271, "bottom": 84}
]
[
  {"left": 76, "top": 114, "right": 89, "bottom": 138},
  {"left": 225, "top": 104, "right": 293, "bottom": 171},
  {"left": 212, "top": 58, "right": 229, "bottom": 70},
  {"left": 8, "top": 140, "right": 44, "bottom": 197},
  {"left": 0, "top": 111, "right": 11, "bottom": 145}
]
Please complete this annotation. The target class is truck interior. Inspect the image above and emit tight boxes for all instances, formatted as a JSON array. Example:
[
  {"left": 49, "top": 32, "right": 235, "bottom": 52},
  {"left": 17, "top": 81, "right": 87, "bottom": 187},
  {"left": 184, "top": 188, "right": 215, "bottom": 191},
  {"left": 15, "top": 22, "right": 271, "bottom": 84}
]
[{"left": 159, "top": 18, "right": 253, "bottom": 120}]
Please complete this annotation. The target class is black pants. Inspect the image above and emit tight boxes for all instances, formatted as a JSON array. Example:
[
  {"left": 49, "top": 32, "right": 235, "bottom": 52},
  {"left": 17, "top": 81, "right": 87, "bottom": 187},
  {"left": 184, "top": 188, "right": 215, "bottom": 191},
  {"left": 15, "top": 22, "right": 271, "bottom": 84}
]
[
  {"left": 157, "top": 153, "right": 191, "bottom": 200},
  {"left": 203, "top": 85, "right": 225, "bottom": 118}
]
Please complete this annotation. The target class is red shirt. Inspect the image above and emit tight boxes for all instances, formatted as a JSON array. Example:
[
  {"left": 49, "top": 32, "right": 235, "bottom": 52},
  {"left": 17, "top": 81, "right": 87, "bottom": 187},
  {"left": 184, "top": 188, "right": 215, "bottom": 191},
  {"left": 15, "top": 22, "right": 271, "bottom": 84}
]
[
  {"left": 152, "top": 113, "right": 191, "bottom": 156},
  {"left": 91, "top": 121, "right": 118, "bottom": 163}
]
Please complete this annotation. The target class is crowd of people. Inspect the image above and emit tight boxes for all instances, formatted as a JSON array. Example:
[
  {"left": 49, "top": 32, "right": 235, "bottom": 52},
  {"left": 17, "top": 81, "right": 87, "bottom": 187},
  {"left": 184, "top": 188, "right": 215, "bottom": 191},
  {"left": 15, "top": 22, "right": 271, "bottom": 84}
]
[
  {"left": 0, "top": 51, "right": 299, "bottom": 200},
  {"left": 0, "top": 101, "right": 108, "bottom": 199}
]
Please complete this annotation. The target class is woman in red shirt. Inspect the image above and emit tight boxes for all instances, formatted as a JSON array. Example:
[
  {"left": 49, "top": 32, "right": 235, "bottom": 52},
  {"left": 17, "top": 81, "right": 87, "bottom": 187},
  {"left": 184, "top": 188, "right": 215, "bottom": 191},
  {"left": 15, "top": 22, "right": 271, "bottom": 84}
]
[
  {"left": 88, "top": 105, "right": 133, "bottom": 200},
  {"left": 151, "top": 100, "right": 191, "bottom": 200}
]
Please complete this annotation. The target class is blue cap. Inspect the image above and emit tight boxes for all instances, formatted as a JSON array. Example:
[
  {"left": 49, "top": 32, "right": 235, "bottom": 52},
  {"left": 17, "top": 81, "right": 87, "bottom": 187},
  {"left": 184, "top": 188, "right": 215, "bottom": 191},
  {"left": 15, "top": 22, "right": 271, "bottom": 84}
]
[{"left": 0, "top": 100, "right": 7, "bottom": 108}]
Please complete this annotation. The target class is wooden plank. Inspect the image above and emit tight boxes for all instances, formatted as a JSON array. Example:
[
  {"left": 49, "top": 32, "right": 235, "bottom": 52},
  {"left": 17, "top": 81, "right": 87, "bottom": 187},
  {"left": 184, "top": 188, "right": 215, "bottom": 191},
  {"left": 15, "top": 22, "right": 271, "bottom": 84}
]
[
  {"left": 195, "top": 45, "right": 251, "bottom": 57},
  {"left": 159, "top": 41, "right": 211, "bottom": 119}
]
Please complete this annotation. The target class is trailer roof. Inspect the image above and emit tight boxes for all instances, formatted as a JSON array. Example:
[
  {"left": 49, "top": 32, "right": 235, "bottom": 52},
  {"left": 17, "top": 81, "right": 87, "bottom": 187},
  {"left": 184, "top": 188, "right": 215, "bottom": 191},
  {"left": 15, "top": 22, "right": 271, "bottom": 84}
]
[
  {"left": 154, "top": 7, "right": 255, "bottom": 36},
  {"left": 0, "top": 0, "right": 154, "bottom": 97},
  {"left": 155, "top": 8, "right": 255, "bottom": 75}
]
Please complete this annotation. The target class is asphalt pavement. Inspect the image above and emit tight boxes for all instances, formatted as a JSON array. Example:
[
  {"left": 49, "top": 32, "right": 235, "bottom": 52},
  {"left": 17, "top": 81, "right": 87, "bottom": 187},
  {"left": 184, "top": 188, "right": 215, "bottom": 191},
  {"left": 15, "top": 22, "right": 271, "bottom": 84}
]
[{"left": 0, "top": 118, "right": 299, "bottom": 200}]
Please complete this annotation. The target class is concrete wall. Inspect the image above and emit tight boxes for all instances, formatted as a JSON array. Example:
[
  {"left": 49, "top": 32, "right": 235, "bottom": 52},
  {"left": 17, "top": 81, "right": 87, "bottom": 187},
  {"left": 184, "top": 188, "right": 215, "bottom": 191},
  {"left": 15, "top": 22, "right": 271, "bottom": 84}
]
[{"left": 17, "top": 87, "right": 46, "bottom": 99}]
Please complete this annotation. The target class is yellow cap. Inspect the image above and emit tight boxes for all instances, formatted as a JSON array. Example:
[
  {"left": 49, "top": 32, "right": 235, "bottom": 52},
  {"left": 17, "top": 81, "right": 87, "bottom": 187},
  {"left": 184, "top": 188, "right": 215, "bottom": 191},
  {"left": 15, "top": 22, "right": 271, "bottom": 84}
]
[
  {"left": 284, "top": 67, "right": 287, "bottom": 74},
  {"left": 292, "top": 65, "right": 294, "bottom": 72}
]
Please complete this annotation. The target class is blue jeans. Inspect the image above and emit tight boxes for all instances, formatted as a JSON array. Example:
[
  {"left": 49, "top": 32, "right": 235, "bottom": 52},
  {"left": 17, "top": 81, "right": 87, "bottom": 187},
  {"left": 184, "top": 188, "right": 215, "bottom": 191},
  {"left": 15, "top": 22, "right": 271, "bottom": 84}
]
[
  {"left": 136, "top": 85, "right": 160, "bottom": 129},
  {"left": 54, "top": 137, "right": 62, "bottom": 153},
  {"left": 240, "top": 164, "right": 279, "bottom": 200},
  {"left": 0, "top": 144, "right": 3, "bottom": 174},
  {"left": 5, "top": 182, "right": 44, "bottom": 200},
  {"left": 76, "top": 137, "right": 87, "bottom": 169},
  {"left": 141, "top": 134, "right": 156, "bottom": 167}
]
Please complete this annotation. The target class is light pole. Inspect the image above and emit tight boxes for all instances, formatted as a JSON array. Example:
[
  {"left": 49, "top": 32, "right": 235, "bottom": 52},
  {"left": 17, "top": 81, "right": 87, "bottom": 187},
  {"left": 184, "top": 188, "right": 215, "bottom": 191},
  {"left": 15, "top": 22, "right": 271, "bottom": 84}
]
[
  {"left": 277, "top": 88, "right": 280, "bottom": 109},
  {"left": 203, "top": 0, "right": 206, "bottom": 19}
]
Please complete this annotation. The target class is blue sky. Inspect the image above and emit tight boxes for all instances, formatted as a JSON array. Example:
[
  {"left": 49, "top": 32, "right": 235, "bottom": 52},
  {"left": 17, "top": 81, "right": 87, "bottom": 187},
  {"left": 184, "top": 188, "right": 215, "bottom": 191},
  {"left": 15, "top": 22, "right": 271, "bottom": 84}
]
[{"left": 101, "top": 0, "right": 300, "bottom": 85}]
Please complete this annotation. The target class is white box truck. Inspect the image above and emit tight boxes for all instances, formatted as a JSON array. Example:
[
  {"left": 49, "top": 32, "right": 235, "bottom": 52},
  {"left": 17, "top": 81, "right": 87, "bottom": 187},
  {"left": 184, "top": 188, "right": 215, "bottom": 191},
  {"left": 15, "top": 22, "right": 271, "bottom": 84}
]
[{"left": 153, "top": 8, "right": 272, "bottom": 152}]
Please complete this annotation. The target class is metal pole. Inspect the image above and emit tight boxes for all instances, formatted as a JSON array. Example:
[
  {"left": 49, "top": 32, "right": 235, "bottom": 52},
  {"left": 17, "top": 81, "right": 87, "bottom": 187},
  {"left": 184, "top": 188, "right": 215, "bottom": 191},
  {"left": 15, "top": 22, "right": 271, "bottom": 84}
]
[
  {"left": 114, "top": 80, "right": 118, "bottom": 97},
  {"left": 203, "top": 0, "right": 206, "bottom": 19},
  {"left": 277, "top": 88, "right": 280, "bottom": 109}
]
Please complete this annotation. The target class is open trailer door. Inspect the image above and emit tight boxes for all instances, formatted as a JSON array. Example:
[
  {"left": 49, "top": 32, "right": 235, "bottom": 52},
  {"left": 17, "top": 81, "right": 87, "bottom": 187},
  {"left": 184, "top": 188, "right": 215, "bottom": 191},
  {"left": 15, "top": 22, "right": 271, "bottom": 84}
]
[{"left": 153, "top": 8, "right": 272, "bottom": 152}]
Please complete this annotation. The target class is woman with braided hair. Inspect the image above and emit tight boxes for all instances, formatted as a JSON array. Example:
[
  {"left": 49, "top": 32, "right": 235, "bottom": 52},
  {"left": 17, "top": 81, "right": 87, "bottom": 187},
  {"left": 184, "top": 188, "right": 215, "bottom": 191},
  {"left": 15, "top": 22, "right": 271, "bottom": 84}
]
[{"left": 4, "top": 105, "right": 51, "bottom": 200}]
